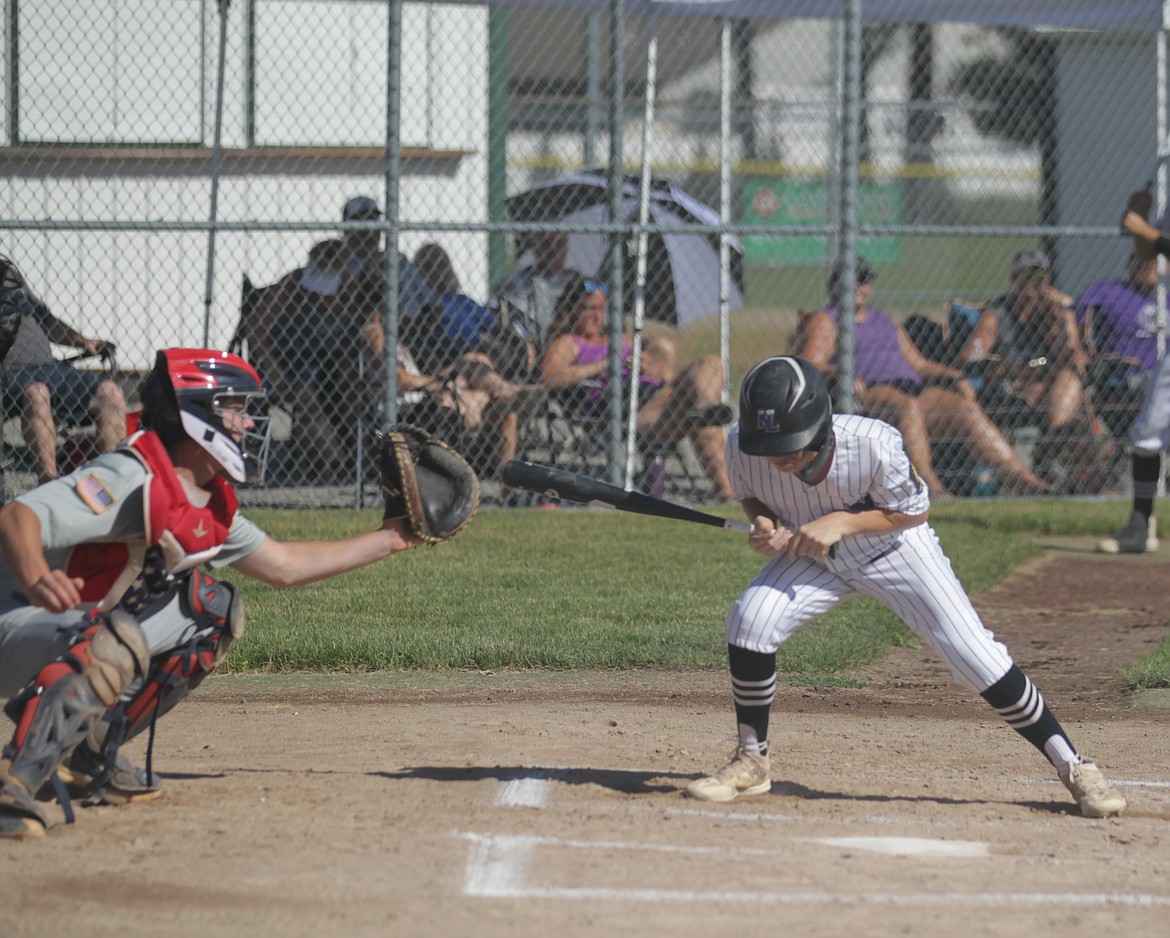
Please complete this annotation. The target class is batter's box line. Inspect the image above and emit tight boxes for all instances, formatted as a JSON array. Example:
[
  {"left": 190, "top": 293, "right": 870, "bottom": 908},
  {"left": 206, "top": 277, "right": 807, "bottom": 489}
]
[{"left": 459, "top": 832, "right": 1170, "bottom": 908}]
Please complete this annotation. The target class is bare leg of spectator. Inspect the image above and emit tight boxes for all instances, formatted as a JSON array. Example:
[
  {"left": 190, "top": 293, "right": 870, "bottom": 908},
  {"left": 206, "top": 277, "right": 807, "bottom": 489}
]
[
  {"left": 858, "top": 385, "right": 951, "bottom": 499},
  {"left": 21, "top": 382, "right": 58, "bottom": 483},
  {"left": 1046, "top": 368, "right": 1085, "bottom": 430},
  {"left": 919, "top": 387, "right": 1050, "bottom": 495},
  {"left": 91, "top": 379, "right": 127, "bottom": 453},
  {"left": 483, "top": 406, "right": 521, "bottom": 497},
  {"left": 640, "top": 352, "right": 722, "bottom": 433},
  {"left": 642, "top": 354, "right": 733, "bottom": 501},
  {"left": 691, "top": 424, "right": 734, "bottom": 501},
  {"left": 640, "top": 335, "right": 679, "bottom": 386}
]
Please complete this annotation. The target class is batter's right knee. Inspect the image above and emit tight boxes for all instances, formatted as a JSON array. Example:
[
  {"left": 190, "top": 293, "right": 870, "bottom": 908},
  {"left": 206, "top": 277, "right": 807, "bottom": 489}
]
[{"left": 726, "top": 594, "right": 791, "bottom": 654}]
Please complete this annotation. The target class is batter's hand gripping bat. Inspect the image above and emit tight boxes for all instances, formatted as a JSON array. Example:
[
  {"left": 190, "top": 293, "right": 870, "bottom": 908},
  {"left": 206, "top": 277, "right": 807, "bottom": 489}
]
[{"left": 501, "top": 460, "right": 838, "bottom": 557}]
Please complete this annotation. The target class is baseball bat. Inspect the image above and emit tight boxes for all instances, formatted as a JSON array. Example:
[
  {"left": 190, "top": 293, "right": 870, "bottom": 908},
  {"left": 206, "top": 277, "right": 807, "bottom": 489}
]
[
  {"left": 501, "top": 460, "right": 839, "bottom": 558},
  {"left": 502, "top": 459, "right": 752, "bottom": 533}
]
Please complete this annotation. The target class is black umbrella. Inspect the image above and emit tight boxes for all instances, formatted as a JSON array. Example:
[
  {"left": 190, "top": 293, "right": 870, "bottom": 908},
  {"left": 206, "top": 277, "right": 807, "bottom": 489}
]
[{"left": 506, "top": 168, "right": 745, "bottom": 328}]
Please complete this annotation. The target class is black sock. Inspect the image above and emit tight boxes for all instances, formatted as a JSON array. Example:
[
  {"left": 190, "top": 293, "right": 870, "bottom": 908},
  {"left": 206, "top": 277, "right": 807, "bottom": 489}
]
[
  {"left": 728, "top": 644, "right": 776, "bottom": 749},
  {"left": 981, "top": 665, "right": 1076, "bottom": 766},
  {"left": 1132, "top": 453, "right": 1161, "bottom": 519}
]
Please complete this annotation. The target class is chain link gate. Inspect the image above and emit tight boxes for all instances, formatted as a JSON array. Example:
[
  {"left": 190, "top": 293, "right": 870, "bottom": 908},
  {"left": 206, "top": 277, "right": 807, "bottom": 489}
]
[{"left": 0, "top": 1, "right": 1163, "bottom": 507}]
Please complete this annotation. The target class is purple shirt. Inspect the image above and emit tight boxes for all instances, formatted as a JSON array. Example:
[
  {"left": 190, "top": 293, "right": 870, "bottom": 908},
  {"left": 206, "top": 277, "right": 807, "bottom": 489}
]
[
  {"left": 1076, "top": 279, "right": 1161, "bottom": 374},
  {"left": 569, "top": 335, "right": 640, "bottom": 405},
  {"left": 827, "top": 305, "right": 921, "bottom": 385}
]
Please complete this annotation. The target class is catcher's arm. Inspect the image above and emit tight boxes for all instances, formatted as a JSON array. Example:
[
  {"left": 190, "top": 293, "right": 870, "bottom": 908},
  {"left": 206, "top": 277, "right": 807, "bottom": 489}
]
[{"left": 230, "top": 523, "right": 421, "bottom": 588}]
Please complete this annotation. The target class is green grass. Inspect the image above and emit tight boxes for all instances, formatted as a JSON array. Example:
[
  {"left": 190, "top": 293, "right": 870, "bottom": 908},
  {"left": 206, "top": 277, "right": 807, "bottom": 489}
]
[{"left": 218, "top": 499, "right": 1169, "bottom": 693}]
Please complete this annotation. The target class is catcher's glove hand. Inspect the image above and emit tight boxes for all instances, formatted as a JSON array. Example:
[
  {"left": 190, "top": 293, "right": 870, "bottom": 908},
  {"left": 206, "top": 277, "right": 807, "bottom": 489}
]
[{"left": 380, "top": 425, "right": 480, "bottom": 544}]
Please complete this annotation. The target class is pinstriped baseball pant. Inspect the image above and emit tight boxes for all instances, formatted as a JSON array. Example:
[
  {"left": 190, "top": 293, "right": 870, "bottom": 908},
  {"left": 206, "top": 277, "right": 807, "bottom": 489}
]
[{"left": 726, "top": 525, "right": 1013, "bottom": 694}]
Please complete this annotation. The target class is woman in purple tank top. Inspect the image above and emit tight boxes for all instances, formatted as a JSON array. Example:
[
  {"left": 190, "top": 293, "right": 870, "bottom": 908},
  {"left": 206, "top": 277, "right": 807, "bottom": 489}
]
[
  {"left": 801, "top": 258, "right": 1049, "bottom": 499},
  {"left": 539, "top": 273, "right": 734, "bottom": 501}
]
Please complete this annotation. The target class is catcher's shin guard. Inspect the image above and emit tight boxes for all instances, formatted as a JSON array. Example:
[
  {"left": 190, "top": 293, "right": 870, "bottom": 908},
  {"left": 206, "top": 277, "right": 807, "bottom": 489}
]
[
  {"left": 0, "top": 609, "right": 148, "bottom": 834},
  {"left": 119, "top": 572, "right": 242, "bottom": 746},
  {"left": 57, "top": 573, "right": 243, "bottom": 806}
]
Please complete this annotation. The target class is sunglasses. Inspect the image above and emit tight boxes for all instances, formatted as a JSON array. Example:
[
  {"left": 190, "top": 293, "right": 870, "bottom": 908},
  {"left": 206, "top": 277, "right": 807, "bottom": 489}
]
[
  {"left": 1015, "top": 267, "right": 1048, "bottom": 283},
  {"left": 582, "top": 278, "right": 609, "bottom": 296}
]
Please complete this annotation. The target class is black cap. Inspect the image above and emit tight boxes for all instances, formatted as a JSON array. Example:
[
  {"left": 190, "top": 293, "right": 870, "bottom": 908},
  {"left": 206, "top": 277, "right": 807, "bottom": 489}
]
[{"left": 828, "top": 252, "right": 875, "bottom": 292}]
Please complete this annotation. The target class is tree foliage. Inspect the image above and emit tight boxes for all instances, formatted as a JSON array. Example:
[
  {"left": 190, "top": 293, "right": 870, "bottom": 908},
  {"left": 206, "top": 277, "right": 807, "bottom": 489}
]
[{"left": 947, "top": 29, "right": 1055, "bottom": 147}]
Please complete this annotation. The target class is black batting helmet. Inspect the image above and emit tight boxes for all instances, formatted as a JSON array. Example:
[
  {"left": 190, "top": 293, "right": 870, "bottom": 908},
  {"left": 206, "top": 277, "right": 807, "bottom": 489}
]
[{"left": 737, "top": 356, "right": 833, "bottom": 457}]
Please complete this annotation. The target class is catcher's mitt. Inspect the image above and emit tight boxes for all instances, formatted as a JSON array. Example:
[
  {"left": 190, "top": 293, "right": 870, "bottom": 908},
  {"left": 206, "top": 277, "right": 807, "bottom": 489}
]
[{"left": 380, "top": 425, "right": 480, "bottom": 544}]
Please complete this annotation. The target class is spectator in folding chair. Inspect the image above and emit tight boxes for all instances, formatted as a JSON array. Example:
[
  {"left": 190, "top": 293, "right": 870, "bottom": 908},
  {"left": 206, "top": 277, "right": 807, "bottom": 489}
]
[
  {"left": 362, "top": 306, "right": 544, "bottom": 494},
  {"left": 958, "top": 249, "right": 1108, "bottom": 492},
  {"left": 800, "top": 257, "right": 1049, "bottom": 499},
  {"left": 409, "top": 243, "right": 531, "bottom": 381},
  {"left": 0, "top": 255, "right": 125, "bottom": 484},
  {"left": 537, "top": 273, "right": 735, "bottom": 502},
  {"left": 245, "top": 238, "right": 354, "bottom": 482},
  {"left": 492, "top": 230, "right": 580, "bottom": 355},
  {"left": 337, "top": 196, "right": 438, "bottom": 323},
  {"left": 1076, "top": 250, "right": 1162, "bottom": 439}
]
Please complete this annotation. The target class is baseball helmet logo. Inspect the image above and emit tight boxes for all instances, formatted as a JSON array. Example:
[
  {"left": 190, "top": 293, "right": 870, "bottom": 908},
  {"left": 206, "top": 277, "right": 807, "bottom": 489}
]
[{"left": 756, "top": 410, "right": 780, "bottom": 433}]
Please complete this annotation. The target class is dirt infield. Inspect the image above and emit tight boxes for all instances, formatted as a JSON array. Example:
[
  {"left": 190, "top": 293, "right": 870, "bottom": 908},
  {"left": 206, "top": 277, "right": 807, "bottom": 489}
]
[{"left": 7, "top": 537, "right": 1170, "bottom": 938}]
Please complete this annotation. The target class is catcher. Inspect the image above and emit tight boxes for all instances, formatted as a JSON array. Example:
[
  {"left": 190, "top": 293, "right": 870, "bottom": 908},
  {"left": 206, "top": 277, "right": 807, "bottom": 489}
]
[{"left": 0, "top": 347, "right": 478, "bottom": 839}]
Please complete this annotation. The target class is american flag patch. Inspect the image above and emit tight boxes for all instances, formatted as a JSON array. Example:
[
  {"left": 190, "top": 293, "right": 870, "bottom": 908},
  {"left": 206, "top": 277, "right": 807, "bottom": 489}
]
[{"left": 75, "top": 473, "right": 116, "bottom": 514}]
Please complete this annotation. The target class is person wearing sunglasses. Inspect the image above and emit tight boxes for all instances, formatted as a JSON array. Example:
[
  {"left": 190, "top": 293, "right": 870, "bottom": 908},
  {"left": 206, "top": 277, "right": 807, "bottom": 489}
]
[
  {"left": 800, "top": 257, "right": 1049, "bottom": 499},
  {"left": 956, "top": 248, "right": 1103, "bottom": 492},
  {"left": 539, "top": 273, "right": 734, "bottom": 502}
]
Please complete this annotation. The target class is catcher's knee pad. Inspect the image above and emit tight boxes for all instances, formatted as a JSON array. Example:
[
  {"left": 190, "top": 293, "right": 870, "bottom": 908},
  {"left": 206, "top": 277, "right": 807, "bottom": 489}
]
[
  {"left": 117, "top": 573, "right": 242, "bottom": 743},
  {"left": 182, "top": 570, "right": 244, "bottom": 655},
  {"left": 2, "top": 609, "right": 149, "bottom": 797}
]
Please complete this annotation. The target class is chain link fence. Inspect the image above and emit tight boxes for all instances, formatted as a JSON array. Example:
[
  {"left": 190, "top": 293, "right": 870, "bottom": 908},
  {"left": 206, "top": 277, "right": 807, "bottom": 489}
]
[{"left": 0, "top": 2, "right": 1163, "bottom": 507}]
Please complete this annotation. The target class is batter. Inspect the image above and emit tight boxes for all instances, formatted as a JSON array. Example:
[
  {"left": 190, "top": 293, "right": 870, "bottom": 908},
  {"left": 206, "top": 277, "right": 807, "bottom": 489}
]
[{"left": 686, "top": 355, "right": 1127, "bottom": 818}]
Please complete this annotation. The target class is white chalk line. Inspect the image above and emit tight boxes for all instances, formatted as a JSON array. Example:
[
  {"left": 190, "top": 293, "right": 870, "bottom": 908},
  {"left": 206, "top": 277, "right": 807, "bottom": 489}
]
[
  {"left": 810, "top": 836, "right": 988, "bottom": 858},
  {"left": 459, "top": 832, "right": 1170, "bottom": 907}
]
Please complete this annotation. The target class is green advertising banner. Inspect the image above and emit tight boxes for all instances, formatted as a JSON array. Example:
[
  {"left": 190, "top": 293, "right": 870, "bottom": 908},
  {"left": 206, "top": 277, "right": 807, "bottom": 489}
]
[{"left": 743, "top": 178, "right": 903, "bottom": 266}]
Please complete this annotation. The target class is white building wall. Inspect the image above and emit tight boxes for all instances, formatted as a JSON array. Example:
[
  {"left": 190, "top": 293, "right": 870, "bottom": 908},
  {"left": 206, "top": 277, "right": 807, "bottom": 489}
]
[{"left": 0, "top": 2, "right": 489, "bottom": 372}]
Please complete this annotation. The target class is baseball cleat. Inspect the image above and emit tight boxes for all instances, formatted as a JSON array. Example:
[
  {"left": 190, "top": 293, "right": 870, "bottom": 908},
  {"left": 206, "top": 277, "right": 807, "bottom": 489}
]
[
  {"left": 0, "top": 777, "right": 48, "bottom": 840},
  {"left": 1096, "top": 513, "right": 1158, "bottom": 554},
  {"left": 1059, "top": 760, "right": 1127, "bottom": 818},
  {"left": 0, "top": 809, "right": 46, "bottom": 840},
  {"left": 685, "top": 745, "right": 771, "bottom": 803},
  {"left": 57, "top": 746, "right": 164, "bottom": 806}
]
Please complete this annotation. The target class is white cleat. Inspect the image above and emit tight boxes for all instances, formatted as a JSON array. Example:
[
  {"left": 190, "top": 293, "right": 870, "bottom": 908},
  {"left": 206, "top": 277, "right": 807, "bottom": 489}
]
[
  {"left": 685, "top": 745, "right": 771, "bottom": 803},
  {"left": 1059, "top": 760, "right": 1127, "bottom": 818}
]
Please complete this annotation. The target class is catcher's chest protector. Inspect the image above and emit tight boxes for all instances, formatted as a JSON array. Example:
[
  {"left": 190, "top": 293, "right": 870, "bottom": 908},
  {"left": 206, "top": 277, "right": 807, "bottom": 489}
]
[{"left": 64, "top": 431, "right": 238, "bottom": 605}]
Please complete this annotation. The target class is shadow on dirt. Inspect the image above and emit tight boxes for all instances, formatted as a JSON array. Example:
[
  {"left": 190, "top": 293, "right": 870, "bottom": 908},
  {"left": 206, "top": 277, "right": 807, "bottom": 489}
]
[{"left": 380, "top": 764, "right": 691, "bottom": 794}]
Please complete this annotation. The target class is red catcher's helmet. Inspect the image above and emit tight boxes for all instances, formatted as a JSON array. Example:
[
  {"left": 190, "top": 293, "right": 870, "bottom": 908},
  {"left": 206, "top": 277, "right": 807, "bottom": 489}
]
[{"left": 139, "top": 348, "right": 268, "bottom": 482}]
